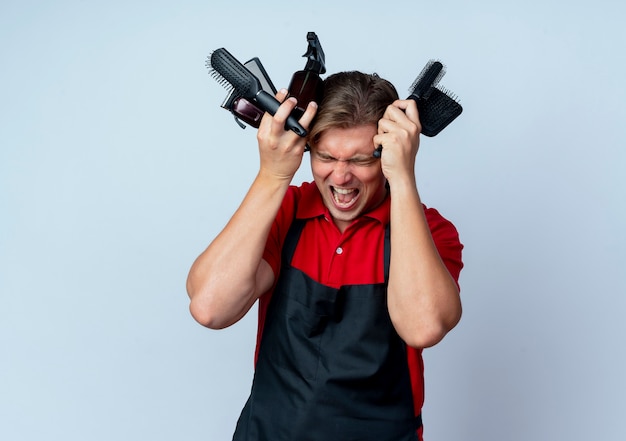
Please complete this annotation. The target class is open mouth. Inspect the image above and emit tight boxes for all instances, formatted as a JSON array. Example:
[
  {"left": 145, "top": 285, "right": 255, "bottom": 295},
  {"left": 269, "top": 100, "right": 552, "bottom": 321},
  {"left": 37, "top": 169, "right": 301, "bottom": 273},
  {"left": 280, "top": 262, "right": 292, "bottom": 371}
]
[{"left": 331, "top": 186, "right": 359, "bottom": 209}]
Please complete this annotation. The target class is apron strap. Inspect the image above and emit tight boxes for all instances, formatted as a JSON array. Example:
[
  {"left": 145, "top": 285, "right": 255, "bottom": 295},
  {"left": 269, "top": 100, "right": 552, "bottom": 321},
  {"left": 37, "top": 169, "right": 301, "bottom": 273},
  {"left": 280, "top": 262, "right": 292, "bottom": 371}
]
[{"left": 282, "top": 218, "right": 307, "bottom": 264}]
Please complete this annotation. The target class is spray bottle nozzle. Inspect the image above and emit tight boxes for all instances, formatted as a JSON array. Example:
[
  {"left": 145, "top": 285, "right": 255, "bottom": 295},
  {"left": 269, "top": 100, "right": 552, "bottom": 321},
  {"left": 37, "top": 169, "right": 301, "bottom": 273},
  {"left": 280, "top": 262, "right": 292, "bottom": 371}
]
[{"left": 303, "top": 32, "right": 326, "bottom": 75}]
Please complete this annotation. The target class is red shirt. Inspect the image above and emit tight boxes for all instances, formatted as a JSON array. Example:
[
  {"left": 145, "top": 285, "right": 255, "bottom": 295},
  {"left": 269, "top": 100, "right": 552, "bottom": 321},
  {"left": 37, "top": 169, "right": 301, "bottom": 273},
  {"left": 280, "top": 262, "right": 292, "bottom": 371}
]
[{"left": 258, "top": 181, "right": 464, "bottom": 420}]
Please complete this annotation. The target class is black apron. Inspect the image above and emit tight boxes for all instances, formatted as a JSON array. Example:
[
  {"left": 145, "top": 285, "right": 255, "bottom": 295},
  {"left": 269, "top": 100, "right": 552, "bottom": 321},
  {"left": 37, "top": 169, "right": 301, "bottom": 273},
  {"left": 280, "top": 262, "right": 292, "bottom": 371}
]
[{"left": 233, "top": 219, "right": 421, "bottom": 441}]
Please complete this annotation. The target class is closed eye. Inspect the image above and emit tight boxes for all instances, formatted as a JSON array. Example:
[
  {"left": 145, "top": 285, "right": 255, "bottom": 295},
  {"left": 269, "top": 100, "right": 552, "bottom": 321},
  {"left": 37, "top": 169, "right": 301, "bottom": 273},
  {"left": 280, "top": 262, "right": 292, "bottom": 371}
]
[
  {"left": 314, "top": 152, "right": 336, "bottom": 163},
  {"left": 349, "top": 157, "right": 378, "bottom": 167},
  {"left": 314, "top": 152, "right": 378, "bottom": 167}
]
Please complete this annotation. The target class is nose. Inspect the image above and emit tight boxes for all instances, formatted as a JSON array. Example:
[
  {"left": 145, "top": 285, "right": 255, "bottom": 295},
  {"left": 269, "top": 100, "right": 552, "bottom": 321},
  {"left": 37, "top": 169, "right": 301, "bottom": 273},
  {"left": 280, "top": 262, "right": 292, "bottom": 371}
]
[{"left": 332, "top": 160, "right": 352, "bottom": 185}]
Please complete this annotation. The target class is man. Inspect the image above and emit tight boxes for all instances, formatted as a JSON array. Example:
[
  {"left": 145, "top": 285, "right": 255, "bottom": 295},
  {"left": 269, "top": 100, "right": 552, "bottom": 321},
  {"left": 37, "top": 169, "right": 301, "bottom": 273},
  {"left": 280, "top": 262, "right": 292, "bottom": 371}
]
[{"left": 187, "top": 71, "right": 464, "bottom": 441}]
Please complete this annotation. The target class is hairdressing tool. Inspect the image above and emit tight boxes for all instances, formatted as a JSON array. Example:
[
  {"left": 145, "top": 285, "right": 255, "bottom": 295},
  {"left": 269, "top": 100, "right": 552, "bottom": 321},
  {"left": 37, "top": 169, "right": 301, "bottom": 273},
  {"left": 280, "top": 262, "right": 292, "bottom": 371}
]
[
  {"left": 222, "top": 57, "right": 278, "bottom": 129},
  {"left": 373, "top": 59, "right": 463, "bottom": 157},
  {"left": 410, "top": 60, "right": 463, "bottom": 137},
  {"left": 287, "top": 31, "right": 326, "bottom": 120},
  {"left": 409, "top": 60, "right": 446, "bottom": 99},
  {"left": 206, "top": 48, "right": 307, "bottom": 137}
]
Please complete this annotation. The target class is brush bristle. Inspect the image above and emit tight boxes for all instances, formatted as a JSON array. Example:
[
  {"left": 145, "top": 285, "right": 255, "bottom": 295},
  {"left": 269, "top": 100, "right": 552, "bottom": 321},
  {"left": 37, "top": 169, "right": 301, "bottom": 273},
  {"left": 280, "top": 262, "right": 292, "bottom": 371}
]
[
  {"left": 206, "top": 48, "right": 259, "bottom": 98},
  {"left": 416, "top": 87, "right": 463, "bottom": 137},
  {"left": 436, "top": 85, "right": 459, "bottom": 102},
  {"left": 206, "top": 54, "right": 234, "bottom": 92},
  {"left": 409, "top": 60, "right": 446, "bottom": 100}
]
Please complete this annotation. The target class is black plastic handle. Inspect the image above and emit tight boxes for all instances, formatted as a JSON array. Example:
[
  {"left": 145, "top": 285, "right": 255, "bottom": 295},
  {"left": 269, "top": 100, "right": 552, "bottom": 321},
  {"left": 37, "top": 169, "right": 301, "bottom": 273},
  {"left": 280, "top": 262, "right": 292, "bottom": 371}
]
[{"left": 254, "top": 90, "right": 307, "bottom": 137}]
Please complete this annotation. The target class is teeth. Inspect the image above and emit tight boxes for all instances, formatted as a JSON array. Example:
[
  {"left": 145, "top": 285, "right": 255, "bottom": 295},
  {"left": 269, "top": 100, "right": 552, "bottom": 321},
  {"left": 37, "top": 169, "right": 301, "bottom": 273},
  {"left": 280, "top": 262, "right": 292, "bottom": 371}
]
[
  {"left": 334, "top": 187, "right": 354, "bottom": 195},
  {"left": 332, "top": 187, "right": 357, "bottom": 206}
]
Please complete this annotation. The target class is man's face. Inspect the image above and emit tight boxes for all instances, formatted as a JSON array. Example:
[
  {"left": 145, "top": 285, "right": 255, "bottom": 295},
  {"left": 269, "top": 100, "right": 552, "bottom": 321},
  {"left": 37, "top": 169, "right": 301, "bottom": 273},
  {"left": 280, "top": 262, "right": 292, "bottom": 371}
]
[{"left": 310, "top": 125, "right": 388, "bottom": 232}]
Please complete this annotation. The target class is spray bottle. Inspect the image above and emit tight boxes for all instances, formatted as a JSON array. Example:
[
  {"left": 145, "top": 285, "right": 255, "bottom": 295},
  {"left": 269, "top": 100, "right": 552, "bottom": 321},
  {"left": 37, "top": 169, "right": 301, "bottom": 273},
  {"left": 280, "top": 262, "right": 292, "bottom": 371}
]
[{"left": 287, "top": 32, "right": 326, "bottom": 120}]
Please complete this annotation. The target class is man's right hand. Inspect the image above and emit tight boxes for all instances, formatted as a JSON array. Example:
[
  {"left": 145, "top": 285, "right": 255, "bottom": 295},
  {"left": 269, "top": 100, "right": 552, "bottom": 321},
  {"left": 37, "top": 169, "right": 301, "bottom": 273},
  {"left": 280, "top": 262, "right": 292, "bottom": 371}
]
[{"left": 256, "top": 89, "right": 318, "bottom": 183}]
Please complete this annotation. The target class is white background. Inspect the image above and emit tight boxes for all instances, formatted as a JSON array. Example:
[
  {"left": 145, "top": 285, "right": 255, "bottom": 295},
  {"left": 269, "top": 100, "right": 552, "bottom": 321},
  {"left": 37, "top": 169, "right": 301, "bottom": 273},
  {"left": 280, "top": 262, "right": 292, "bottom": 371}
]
[{"left": 1, "top": 0, "right": 625, "bottom": 440}]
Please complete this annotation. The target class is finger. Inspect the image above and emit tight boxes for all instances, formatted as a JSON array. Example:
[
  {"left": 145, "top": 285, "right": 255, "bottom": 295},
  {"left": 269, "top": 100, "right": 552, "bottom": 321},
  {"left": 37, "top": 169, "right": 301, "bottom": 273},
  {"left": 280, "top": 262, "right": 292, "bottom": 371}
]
[
  {"left": 265, "top": 96, "right": 299, "bottom": 136},
  {"left": 259, "top": 89, "right": 290, "bottom": 131},
  {"left": 372, "top": 133, "right": 390, "bottom": 158},
  {"left": 275, "top": 88, "right": 289, "bottom": 102},
  {"left": 299, "top": 101, "right": 318, "bottom": 128},
  {"left": 377, "top": 116, "right": 399, "bottom": 136},
  {"left": 381, "top": 103, "right": 406, "bottom": 123},
  {"left": 400, "top": 99, "right": 421, "bottom": 131},
  {"left": 274, "top": 96, "right": 298, "bottom": 120},
  {"left": 383, "top": 101, "right": 421, "bottom": 136}
]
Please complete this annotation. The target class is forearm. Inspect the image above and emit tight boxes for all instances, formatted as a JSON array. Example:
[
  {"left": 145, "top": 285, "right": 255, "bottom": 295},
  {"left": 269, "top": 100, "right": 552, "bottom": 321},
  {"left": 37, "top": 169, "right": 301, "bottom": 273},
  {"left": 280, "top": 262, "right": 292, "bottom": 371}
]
[
  {"left": 387, "top": 177, "right": 461, "bottom": 348},
  {"left": 186, "top": 171, "right": 289, "bottom": 328},
  {"left": 186, "top": 91, "right": 316, "bottom": 328}
]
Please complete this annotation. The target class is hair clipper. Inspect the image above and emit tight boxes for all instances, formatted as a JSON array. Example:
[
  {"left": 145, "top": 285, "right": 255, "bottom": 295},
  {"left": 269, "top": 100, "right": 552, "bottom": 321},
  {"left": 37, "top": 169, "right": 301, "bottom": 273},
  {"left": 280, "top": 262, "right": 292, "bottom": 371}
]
[{"left": 220, "top": 57, "right": 278, "bottom": 129}]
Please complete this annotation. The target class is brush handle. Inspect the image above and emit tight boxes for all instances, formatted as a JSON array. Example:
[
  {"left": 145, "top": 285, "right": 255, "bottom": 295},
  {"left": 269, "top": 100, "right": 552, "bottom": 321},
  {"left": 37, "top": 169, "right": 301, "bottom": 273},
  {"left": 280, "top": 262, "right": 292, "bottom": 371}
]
[{"left": 254, "top": 90, "right": 307, "bottom": 137}]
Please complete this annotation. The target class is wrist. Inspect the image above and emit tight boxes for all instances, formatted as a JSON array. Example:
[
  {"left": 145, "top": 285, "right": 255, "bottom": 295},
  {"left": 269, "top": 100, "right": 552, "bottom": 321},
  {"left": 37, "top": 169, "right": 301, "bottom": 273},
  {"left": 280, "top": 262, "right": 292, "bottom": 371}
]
[
  {"left": 255, "top": 169, "right": 293, "bottom": 192},
  {"left": 387, "top": 172, "right": 417, "bottom": 195}
]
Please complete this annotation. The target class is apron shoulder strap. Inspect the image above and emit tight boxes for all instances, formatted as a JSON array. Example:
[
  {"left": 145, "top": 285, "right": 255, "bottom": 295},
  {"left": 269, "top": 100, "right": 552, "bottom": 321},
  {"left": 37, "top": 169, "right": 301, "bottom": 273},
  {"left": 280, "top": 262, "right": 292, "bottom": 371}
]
[{"left": 282, "top": 218, "right": 307, "bottom": 264}]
